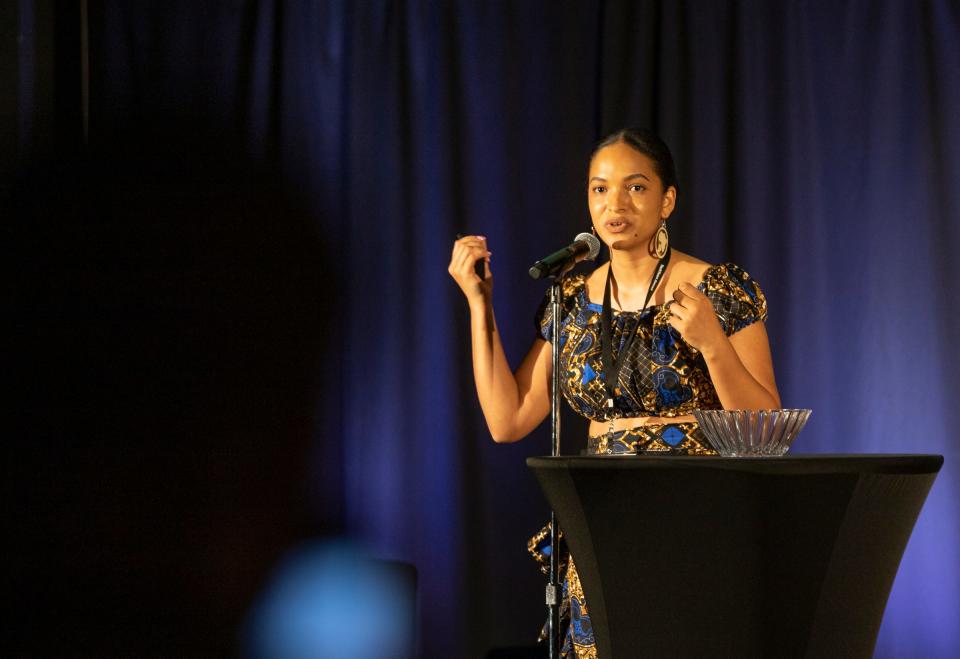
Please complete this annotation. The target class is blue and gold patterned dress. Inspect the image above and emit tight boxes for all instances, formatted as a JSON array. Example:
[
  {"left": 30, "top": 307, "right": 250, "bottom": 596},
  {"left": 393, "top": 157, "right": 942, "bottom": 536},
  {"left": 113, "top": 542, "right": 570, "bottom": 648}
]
[{"left": 527, "top": 262, "right": 768, "bottom": 658}]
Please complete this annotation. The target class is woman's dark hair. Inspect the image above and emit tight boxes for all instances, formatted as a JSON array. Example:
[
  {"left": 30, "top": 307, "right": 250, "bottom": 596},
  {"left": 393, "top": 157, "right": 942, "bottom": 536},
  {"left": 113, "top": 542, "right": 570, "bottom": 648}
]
[{"left": 590, "top": 128, "right": 679, "bottom": 192}]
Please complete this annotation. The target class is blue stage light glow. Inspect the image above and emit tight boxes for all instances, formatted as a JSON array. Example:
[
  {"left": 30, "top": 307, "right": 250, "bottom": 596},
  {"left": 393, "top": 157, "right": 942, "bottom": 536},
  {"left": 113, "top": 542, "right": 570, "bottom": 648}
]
[{"left": 244, "top": 540, "right": 414, "bottom": 659}]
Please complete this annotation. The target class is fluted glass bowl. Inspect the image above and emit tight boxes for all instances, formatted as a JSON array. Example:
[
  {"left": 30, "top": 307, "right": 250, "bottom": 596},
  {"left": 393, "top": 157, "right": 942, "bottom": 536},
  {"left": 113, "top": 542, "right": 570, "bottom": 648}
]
[{"left": 692, "top": 409, "right": 812, "bottom": 457}]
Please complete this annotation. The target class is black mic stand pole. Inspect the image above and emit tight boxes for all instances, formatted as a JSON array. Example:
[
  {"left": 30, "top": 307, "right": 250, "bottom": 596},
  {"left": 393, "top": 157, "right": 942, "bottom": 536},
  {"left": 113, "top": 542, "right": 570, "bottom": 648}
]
[
  {"left": 546, "top": 274, "right": 563, "bottom": 659},
  {"left": 529, "top": 241, "right": 597, "bottom": 658}
]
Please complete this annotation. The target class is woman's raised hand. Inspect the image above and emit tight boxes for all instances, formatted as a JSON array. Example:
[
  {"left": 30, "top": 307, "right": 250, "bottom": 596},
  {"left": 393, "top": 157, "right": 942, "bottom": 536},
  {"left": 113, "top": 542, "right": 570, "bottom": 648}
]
[
  {"left": 667, "top": 282, "right": 725, "bottom": 353},
  {"left": 448, "top": 235, "right": 492, "bottom": 304}
]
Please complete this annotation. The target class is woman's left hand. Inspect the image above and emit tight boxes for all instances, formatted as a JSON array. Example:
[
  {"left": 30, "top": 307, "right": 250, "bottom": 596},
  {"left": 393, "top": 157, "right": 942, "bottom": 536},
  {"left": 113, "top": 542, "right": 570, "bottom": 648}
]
[{"left": 667, "top": 283, "right": 726, "bottom": 354}]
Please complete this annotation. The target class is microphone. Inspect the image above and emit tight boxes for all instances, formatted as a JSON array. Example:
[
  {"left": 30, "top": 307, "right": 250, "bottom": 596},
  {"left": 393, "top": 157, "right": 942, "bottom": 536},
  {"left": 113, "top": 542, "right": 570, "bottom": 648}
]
[{"left": 528, "top": 232, "right": 602, "bottom": 280}]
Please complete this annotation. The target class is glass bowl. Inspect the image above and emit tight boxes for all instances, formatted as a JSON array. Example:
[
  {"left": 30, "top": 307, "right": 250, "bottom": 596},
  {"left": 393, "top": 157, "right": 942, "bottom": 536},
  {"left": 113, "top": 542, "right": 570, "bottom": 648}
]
[{"left": 692, "top": 409, "right": 812, "bottom": 457}]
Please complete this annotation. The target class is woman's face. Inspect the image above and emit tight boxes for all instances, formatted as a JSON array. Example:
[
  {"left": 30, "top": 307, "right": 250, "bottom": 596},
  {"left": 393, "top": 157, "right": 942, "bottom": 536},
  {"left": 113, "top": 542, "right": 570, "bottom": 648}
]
[{"left": 587, "top": 141, "right": 676, "bottom": 253}]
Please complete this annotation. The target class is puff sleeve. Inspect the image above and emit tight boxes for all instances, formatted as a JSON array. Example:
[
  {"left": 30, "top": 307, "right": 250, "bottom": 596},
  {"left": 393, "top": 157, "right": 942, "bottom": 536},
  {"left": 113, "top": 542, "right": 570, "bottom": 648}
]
[
  {"left": 698, "top": 264, "right": 768, "bottom": 336},
  {"left": 533, "top": 275, "right": 585, "bottom": 342}
]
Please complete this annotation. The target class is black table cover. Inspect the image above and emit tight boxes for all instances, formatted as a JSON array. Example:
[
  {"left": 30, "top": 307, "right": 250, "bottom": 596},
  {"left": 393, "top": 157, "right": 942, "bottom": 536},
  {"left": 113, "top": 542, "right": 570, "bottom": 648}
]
[{"left": 527, "top": 454, "right": 943, "bottom": 659}]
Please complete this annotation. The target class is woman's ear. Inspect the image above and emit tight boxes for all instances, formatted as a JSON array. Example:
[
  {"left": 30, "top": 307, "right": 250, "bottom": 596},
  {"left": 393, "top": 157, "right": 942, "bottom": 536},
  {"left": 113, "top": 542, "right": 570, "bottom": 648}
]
[{"left": 661, "top": 185, "right": 677, "bottom": 219}]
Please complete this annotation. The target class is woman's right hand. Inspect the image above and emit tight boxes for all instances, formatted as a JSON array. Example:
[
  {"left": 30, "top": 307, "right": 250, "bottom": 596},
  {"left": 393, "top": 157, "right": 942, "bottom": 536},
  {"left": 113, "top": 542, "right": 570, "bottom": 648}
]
[{"left": 448, "top": 235, "right": 492, "bottom": 305}]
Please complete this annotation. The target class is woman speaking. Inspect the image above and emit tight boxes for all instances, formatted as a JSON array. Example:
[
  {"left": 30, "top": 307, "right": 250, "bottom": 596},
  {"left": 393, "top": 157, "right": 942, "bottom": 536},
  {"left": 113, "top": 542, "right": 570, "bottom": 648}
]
[{"left": 448, "top": 128, "right": 780, "bottom": 658}]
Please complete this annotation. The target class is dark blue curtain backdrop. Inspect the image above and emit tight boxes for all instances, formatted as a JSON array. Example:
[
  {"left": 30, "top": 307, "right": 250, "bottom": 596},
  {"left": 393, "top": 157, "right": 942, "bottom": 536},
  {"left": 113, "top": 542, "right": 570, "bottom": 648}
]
[{"left": 9, "top": 1, "right": 959, "bottom": 657}]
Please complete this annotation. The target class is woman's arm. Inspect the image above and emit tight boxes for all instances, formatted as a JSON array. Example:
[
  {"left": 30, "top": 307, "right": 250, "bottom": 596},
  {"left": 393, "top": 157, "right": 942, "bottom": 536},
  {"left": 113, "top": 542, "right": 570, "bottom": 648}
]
[
  {"left": 669, "top": 282, "right": 781, "bottom": 410},
  {"left": 469, "top": 302, "right": 552, "bottom": 441},
  {"left": 449, "top": 236, "right": 552, "bottom": 442},
  {"left": 700, "top": 321, "right": 781, "bottom": 409}
]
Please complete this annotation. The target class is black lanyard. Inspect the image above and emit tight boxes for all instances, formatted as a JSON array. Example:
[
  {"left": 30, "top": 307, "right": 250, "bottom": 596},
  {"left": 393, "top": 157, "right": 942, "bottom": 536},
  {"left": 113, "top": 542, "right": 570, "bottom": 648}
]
[{"left": 600, "top": 248, "right": 671, "bottom": 414}]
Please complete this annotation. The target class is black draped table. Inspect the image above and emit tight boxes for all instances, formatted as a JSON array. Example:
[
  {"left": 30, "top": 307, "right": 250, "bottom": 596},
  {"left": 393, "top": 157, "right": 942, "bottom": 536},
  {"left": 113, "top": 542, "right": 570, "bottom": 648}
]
[{"left": 527, "top": 454, "right": 942, "bottom": 659}]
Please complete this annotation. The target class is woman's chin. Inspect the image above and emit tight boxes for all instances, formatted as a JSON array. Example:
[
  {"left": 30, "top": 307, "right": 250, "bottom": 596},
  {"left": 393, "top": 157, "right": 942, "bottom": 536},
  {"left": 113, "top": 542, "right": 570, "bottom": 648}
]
[{"left": 608, "top": 237, "right": 644, "bottom": 252}]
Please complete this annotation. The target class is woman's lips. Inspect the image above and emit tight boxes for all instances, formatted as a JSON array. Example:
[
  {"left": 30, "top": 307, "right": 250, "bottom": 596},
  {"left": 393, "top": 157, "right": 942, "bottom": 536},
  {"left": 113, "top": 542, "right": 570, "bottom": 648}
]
[{"left": 605, "top": 219, "right": 630, "bottom": 233}]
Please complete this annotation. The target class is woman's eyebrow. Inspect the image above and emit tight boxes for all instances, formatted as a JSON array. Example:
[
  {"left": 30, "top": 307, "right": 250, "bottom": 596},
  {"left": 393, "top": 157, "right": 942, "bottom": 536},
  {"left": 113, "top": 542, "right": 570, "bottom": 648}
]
[
  {"left": 589, "top": 173, "right": 651, "bottom": 183},
  {"left": 588, "top": 173, "right": 651, "bottom": 183}
]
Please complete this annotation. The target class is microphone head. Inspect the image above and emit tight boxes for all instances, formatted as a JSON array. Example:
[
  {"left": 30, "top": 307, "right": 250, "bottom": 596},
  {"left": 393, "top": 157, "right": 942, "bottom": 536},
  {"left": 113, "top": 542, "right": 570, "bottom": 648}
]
[{"left": 574, "top": 232, "right": 602, "bottom": 261}]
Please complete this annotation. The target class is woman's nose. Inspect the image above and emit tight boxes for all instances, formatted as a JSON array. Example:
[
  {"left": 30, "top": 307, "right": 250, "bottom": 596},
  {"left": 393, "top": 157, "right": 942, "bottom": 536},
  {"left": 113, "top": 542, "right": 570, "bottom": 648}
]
[{"left": 606, "top": 186, "right": 628, "bottom": 212}]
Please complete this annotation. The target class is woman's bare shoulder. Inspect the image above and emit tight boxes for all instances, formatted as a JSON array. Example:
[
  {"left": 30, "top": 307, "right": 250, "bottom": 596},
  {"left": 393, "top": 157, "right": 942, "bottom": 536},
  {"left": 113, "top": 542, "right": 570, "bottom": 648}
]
[
  {"left": 584, "top": 263, "right": 610, "bottom": 297},
  {"left": 671, "top": 250, "right": 713, "bottom": 281}
]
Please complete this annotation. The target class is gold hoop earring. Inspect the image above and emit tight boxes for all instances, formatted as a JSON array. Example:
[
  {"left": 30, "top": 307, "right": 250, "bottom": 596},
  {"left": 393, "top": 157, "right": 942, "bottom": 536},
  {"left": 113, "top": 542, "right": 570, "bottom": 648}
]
[{"left": 649, "top": 220, "right": 669, "bottom": 259}]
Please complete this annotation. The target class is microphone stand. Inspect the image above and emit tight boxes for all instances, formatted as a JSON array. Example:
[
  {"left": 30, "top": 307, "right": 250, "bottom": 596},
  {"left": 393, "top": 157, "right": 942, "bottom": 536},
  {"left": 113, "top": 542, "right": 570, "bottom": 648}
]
[
  {"left": 546, "top": 273, "right": 563, "bottom": 659},
  {"left": 529, "top": 240, "right": 596, "bottom": 658}
]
